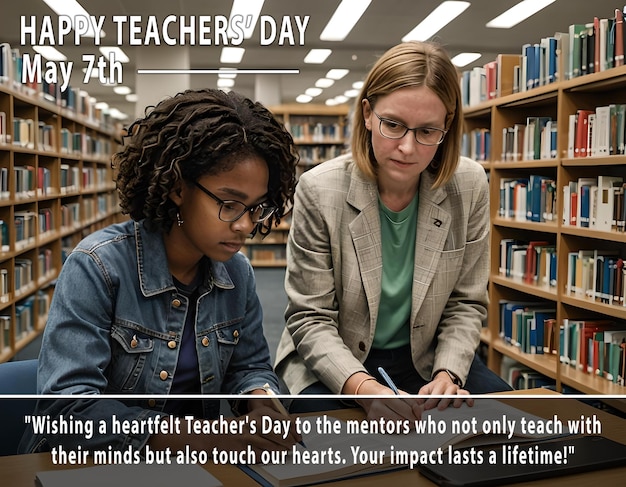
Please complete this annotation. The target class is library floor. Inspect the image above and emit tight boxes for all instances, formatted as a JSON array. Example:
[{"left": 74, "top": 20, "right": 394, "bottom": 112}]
[{"left": 14, "top": 267, "right": 289, "bottom": 364}]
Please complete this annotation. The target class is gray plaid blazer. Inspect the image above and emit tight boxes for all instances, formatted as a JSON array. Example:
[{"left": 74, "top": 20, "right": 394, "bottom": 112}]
[{"left": 275, "top": 154, "right": 490, "bottom": 394}]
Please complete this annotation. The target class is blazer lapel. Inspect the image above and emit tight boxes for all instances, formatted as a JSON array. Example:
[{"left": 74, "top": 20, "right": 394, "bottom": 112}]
[
  {"left": 410, "top": 171, "right": 451, "bottom": 326},
  {"left": 347, "top": 170, "right": 382, "bottom": 331}
]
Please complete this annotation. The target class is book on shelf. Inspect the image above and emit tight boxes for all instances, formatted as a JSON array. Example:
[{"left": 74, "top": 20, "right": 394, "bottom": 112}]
[
  {"left": 595, "top": 176, "right": 624, "bottom": 231},
  {"left": 495, "top": 53, "right": 521, "bottom": 97},
  {"left": 241, "top": 402, "right": 569, "bottom": 487}
]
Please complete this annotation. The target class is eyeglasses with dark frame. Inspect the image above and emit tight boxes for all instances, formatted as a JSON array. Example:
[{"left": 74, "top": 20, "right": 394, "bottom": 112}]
[
  {"left": 194, "top": 181, "right": 278, "bottom": 224},
  {"left": 372, "top": 111, "right": 447, "bottom": 146}
]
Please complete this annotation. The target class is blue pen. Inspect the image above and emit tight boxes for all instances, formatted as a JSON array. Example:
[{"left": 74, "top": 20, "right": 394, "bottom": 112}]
[{"left": 377, "top": 366, "right": 399, "bottom": 395}]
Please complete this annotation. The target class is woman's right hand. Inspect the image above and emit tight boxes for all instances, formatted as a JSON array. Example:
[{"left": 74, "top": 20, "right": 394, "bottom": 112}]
[{"left": 345, "top": 373, "right": 423, "bottom": 421}]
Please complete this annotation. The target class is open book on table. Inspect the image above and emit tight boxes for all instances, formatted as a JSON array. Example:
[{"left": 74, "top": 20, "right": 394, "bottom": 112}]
[{"left": 241, "top": 399, "right": 570, "bottom": 487}]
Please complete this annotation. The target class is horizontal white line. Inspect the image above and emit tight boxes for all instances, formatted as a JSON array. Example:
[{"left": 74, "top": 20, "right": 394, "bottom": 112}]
[{"left": 137, "top": 69, "right": 300, "bottom": 75}]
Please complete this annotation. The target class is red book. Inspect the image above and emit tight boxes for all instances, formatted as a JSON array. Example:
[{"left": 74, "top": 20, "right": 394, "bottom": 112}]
[
  {"left": 578, "top": 321, "right": 616, "bottom": 373},
  {"left": 574, "top": 109, "right": 594, "bottom": 157},
  {"left": 570, "top": 191, "right": 578, "bottom": 226},
  {"left": 524, "top": 241, "right": 549, "bottom": 284},
  {"left": 484, "top": 61, "right": 498, "bottom": 100}
]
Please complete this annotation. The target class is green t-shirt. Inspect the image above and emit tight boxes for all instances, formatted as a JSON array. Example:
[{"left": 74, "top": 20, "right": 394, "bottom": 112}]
[{"left": 373, "top": 193, "right": 418, "bottom": 349}]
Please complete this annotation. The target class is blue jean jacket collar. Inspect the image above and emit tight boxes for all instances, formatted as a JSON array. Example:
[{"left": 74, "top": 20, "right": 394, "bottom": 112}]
[{"left": 134, "top": 220, "right": 234, "bottom": 296}]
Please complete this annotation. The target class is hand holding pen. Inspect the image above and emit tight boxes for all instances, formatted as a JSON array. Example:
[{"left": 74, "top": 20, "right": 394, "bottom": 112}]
[{"left": 263, "top": 383, "right": 307, "bottom": 448}]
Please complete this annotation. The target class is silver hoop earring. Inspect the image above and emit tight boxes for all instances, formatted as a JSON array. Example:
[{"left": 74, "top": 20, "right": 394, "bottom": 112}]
[{"left": 176, "top": 211, "right": 184, "bottom": 227}]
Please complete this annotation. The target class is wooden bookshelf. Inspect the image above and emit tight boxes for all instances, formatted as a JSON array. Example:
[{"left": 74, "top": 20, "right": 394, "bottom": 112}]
[
  {"left": 0, "top": 82, "right": 123, "bottom": 363},
  {"left": 241, "top": 104, "right": 350, "bottom": 267},
  {"left": 466, "top": 64, "right": 626, "bottom": 394}
]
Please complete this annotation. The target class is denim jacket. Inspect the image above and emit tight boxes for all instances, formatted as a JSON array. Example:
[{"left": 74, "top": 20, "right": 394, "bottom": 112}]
[{"left": 20, "top": 219, "right": 279, "bottom": 453}]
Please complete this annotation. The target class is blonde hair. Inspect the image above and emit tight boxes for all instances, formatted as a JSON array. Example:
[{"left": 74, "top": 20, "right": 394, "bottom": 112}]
[{"left": 351, "top": 41, "right": 463, "bottom": 188}]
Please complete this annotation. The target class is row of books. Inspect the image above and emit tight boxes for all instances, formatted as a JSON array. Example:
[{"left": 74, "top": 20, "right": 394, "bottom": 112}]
[
  {"left": 499, "top": 300, "right": 557, "bottom": 355},
  {"left": 1, "top": 112, "right": 114, "bottom": 157},
  {"left": 500, "top": 117, "right": 557, "bottom": 162},
  {"left": 562, "top": 176, "right": 626, "bottom": 232},
  {"left": 0, "top": 43, "right": 117, "bottom": 131},
  {"left": 1, "top": 199, "right": 116, "bottom": 255},
  {"left": 560, "top": 318, "right": 626, "bottom": 385},
  {"left": 462, "top": 8, "right": 626, "bottom": 107},
  {"left": 502, "top": 361, "right": 556, "bottom": 390},
  {"left": 499, "top": 239, "right": 557, "bottom": 288},
  {"left": 243, "top": 244, "right": 287, "bottom": 263},
  {"left": 568, "top": 11, "right": 626, "bottom": 79},
  {"left": 566, "top": 249, "right": 625, "bottom": 307},
  {"left": 15, "top": 211, "right": 36, "bottom": 249},
  {"left": 14, "top": 258, "right": 33, "bottom": 297},
  {"left": 498, "top": 175, "right": 557, "bottom": 223},
  {"left": 6, "top": 164, "right": 112, "bottom": 202},
  {"left": 567, "top": 105, "right": 626, "bottom": 159},
  {"left": 0, "top": 293, "right": 47, "bottom": 350},
  {"left": 1, "top": 250, "right": 55, "bottom": 298},
  {"left": 297, "top": 144, "right": 345, "bottom": 164},
  {"left": 499, "top": 301, "right": 626, "bottom": 387},
  {"left": 285, "top": 121, "right": 344, "bottom": 143},
  {"left": 461, "top": 128, "right": 490, "bottom": 162}
]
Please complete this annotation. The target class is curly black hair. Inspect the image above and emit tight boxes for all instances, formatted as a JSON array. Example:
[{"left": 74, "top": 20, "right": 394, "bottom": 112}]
[{"left": 113, "top": 88, "right": 298, "bottom": 236}]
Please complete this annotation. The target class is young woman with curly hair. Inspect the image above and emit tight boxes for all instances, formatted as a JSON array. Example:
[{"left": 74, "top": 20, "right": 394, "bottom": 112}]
[{"left": 21, "top": 88, "right": 301, "bottom": 456}]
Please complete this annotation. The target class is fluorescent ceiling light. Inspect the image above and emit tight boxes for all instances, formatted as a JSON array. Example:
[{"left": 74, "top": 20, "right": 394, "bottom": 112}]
[
  {"left": 325, "top": 98, "right": 339, "bottom": 106},
  {"left": 82, "top": 67, "right": 99, "bottom": 78},
  {"left": 296, "top": 94, "right": 313, "bottom": 103},
  {"left": 486, "top": 0, "right": 556, "bottom": 28},
  {"left": 217, "top": 78, "right": 235, "bottom": 88},
  {"left": 402, "top": 1, "right": 470, "bottom": 42},
  {"left": 125, "top": 94, "right": 138, "bottom": 102},
  {"left": 228, "top": 0, "right": 264, "bottom": 39},
  {"left": 344, "top": 89, "right": 359, "bottom": 98},
  {"left": 326, "top": 69, "right": 349, "bottom": 80},
  {"left": 94, "top": 102, "right": 109, "bottom": 110},
  {"left": 33, "top": 46, "right": 67, "bottom": 61},
  {"left": 334, "top": 95, "right": 349, "bottom": 104},
  {"left": 99, "top": 47, "right": 129, "bottom": 63},
  {"left": 315, "top": 78, "right": 335, "bottom": 88},
  {"left": 451, "top": 52, "right": 482, "bottom": 67},
  {"left": 109, "top": 108, "right": 128, "bottom": 120},
  {"left": 113, "top": 86, "right": 132, "bottom": 95},
  {"left": 220, "top": 47, "right": 246, "bottom": 63},
  {"left": 218, "top": 68, "right": 238, "bottom": 79},
  {"left": 352, "top": 81, "right": 364, "bottom": 89},
  {"left": 320, "top": 0, "right": 372, "bottom": 41},
  {"left": 304, "top": 49, "right": 332, "bottom": 64},
  {"left": 305, "top": 87, "right": 323, "bottom": 97},
  {"left": 42, "top": 0, "right": 104, "bottom": 37}
]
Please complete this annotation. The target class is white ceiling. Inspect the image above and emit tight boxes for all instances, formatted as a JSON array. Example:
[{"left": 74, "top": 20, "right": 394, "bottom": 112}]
[{"left": 2, "top": 1, "right": 623, "bottom": 119}]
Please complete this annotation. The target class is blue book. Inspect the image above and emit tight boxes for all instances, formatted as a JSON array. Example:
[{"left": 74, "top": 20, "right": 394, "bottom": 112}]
[{"left": 547, "top": 36, "right": 557, "bottom": 84}]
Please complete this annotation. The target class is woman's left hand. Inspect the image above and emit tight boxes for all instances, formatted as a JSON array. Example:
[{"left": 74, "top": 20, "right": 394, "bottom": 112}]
[{"left": 417, "top": 371, "right": 474, "bottom": 411}]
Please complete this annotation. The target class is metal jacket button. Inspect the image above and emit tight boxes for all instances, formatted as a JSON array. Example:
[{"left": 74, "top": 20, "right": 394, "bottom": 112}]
[
  {"left": 172, "top": 298, "right": 182, "bottom": 307},
  {"left": 130, "top": 335, "right": 138, "bottom": 348},
  {"left": 167, "top": 340, "right": 177, "bottom": 349},
  {"left": 159, "top": 370, "right": 168, "bottom": 380},
  {"left": 201, "top": 337, "right": 210, "bottom": 346}
]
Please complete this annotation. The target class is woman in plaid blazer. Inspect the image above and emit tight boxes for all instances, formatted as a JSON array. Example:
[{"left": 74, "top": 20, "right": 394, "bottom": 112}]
[{"left": 275, "top": 41, "right": 511, "bottom": 418}]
